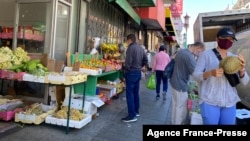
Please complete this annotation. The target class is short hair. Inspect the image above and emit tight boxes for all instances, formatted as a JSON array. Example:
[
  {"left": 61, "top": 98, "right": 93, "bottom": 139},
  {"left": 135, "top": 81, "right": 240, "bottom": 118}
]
[
  {"left": 127, "top": 34, "right": 136, "bottom": 42},
  {"left": 192, "top": 41, "right": 205, "bottom": 48},
  {"left": 159, "top": 45, "right": 166, "bottom": 51}
]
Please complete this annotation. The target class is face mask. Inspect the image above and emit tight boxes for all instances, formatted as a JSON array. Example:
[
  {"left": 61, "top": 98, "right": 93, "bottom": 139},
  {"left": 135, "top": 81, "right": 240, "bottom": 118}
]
[{"left": 218, "top": 38, "right": 233, "bottom": 49}]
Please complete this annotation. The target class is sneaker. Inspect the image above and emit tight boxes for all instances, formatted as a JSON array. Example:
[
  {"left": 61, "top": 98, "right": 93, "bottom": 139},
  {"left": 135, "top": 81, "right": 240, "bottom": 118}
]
[
  {"left": 156, "top": 94, "right": 160, "bottom": 100},
  {"left": 121, "top": 116, "right": 137, "bottom": 122},
  {"left": 136, "top": 113, "right": 140, "bottom": 117},
  {"left": 162, "top": 92, "right": 166, "bottom": 101}
]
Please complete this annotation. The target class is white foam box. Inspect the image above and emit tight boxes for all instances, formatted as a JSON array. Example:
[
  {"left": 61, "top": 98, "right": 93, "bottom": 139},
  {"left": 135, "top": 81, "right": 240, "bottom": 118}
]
[
  {"left": 97, "top": 84, "right": 117, "bottom": 98},
  {"left": 15, "top": 104, "right": 56, "bottom": 125},
  {"left": 63, "top": 96, "right": 104, "bottom": 116},
  {"left": 47, "top": 72, "right": 87, "bottom": 85},
  {"left": 23, "top": 74, "right": 47, "bottom": 83},
  {"left": 79, "top": 68, "right": 102, "bottom": 76},
  {"left": 45, "top": 114, "right": 92, "bottom": 129}
]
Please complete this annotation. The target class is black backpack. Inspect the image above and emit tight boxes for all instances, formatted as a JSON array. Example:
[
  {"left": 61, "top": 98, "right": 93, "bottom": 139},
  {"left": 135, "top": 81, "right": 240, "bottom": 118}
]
[{"left": 163, "top": 59, "right": 175, "bottom": 79}]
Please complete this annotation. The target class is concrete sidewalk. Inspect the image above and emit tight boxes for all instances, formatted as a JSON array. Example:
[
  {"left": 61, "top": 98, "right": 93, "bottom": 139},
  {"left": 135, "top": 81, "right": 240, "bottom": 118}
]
[{"left": 0, "top": 77, "right": 172, "bottom": 141}]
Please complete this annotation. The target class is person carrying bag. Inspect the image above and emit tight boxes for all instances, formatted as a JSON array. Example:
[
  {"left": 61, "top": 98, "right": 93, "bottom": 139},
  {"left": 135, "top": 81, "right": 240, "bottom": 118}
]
[{"left": 146, "top": 73, "right": 156, "bottom": 90}]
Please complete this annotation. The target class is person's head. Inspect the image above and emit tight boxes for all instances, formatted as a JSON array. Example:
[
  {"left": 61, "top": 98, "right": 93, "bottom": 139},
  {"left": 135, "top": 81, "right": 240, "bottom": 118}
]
[
  {"left": 126, "top": 34, "right": 136, "bottom": 45},
  {"left": 118, "top": 43, "right": 125, "bottom": 53},
  {"left": 138, "top": 39, "right": 143, "bottom": 45},
  {"left": 216, "top": 27, "right": 237, "bottom": 50},
  {"left": 155, "top": 43, "right": 160, "bottom": 51},
  {"left": 189, "top": 41, "right": 205, "bottom": 57},
  {"left": 159, "top": 45, "right": 166, "bottom": 52}
]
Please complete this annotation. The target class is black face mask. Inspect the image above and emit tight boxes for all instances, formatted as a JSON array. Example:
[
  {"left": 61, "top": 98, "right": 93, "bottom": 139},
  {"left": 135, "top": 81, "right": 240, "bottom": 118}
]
[{"left": 218, "top": 38, "right": 233, "bottom": 50}]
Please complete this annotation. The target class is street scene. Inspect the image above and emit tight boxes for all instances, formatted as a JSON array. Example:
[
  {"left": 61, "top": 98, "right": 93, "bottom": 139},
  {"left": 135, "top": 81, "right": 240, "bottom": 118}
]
[{"left": 1, "top": 0, "right": 250, "bottom": 140}]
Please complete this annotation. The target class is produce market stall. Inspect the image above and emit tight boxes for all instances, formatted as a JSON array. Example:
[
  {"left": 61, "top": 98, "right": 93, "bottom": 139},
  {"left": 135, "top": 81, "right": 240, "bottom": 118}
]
[{"left": 0, "top": 70, "right": 89, "bottom": 134}]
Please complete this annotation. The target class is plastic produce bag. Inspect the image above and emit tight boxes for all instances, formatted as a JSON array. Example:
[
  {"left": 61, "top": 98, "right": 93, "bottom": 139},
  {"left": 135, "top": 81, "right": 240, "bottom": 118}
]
[{"left": 146, "top": 73, "right": 156, "bottom": 90}]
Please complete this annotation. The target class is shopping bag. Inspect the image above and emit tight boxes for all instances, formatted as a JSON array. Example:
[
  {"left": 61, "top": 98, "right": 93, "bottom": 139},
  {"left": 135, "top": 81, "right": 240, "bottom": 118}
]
[
  {"left": 190, "top": 112, "right": 203, "bottom": 125},
  {"left": 146, "top": 74, "right": 156, "bottom": 90}
]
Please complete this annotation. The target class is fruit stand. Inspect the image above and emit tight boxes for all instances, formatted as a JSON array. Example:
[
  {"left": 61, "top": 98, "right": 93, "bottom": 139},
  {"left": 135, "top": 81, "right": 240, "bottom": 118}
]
[
  {"left": 69, "top": 52, "right": 123, "bottom": 97},
  {"left": 74, "top": 70, "right": 120, "bottom": 96},
  {"left": 0, "top": 47, "right": 92, "bottom": 134}
]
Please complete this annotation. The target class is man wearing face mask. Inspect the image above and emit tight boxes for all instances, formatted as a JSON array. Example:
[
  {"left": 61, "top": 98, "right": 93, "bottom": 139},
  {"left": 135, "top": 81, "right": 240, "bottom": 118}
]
[
  {"left": 170, "top": 41, "right": 205, "bottom": 125},
  {"left": 192, "top": 27, "right": 249, "bottom": 125}
]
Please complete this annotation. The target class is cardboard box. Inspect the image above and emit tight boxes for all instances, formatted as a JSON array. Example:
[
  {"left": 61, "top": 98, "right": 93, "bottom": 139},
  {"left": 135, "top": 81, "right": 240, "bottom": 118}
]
[
  {"left": 63, "top": 95, "right": 104, "bottom": 116},
  {"left": 97, "top": 84, "right": 117, "bottom": 99}
]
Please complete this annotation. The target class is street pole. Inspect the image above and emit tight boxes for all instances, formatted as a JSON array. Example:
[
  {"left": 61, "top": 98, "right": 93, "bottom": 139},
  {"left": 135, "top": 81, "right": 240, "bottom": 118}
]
[
  {"left": 185, "top": 28, "right": 188, "bottom": 48},
  {"left": 184, "top": 13, "right": 190, "bottom": 48}
]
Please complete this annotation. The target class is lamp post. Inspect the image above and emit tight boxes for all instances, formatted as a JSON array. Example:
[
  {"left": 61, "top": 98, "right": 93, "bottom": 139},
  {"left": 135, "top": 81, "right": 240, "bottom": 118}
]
[{"left": 184, "top": 13, "right": 190, "bottom": 48}]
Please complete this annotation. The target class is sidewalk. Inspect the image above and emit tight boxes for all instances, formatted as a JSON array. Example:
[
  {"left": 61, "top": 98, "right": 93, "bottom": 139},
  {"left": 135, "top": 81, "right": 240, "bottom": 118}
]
[{"left": 0, "top": 76, "right": 172, "bottom": 141}]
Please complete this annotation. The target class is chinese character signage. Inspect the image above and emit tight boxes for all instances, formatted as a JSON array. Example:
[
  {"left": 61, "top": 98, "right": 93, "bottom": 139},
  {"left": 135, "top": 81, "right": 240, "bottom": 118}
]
[{"left": 169, "top": 0, "right": 183, "bottom": 18}]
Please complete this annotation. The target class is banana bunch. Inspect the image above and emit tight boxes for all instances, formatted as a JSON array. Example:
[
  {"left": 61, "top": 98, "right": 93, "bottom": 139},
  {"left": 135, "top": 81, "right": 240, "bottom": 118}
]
[
  {"left": 53, "top": 106, "right": 85, "bottom": 121},
  {"left": 9, "top": 59, "right": 49, "bottom": 76},
  {"left": 100, "top": 43, "right": 118, "bottom": 53}
]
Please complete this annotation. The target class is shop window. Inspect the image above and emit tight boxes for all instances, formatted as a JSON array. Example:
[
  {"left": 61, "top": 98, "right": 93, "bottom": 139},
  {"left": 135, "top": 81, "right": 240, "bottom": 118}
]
[
  {"left": 0, "top": 1, "right": 52, "bottom": 102},
  {"left": 17, "top": 2, "right": 51, "bottom": 53},
  {"left": 54, "top": 2, "right": 70, "bottom": 61}
]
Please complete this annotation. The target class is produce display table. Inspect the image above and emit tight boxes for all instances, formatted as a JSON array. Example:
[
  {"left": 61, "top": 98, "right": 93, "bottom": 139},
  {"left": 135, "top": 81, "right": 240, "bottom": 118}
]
[
  {"left": 0, "top": 71, "right": 88, "bottom": 134},
  {"left": 48, "top": 81, "right": 87, "bottom": 134},
  {"left": 74, "top": 70, "right": 120, "bottom": 96}
]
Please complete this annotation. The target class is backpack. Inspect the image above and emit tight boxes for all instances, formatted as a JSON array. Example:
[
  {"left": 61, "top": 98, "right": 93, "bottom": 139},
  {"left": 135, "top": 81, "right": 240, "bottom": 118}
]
[{"left": 163, "top": 59, "right": 175, "bottom": 79}]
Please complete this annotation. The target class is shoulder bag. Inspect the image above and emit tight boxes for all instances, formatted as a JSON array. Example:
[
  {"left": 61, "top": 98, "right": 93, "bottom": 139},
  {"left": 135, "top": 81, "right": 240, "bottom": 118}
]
[{"left": 212, "top": 48, "right": 239, "bottom": 87}]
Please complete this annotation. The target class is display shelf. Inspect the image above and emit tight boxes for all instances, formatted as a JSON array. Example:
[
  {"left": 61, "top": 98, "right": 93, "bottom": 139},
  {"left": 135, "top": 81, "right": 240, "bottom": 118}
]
[
  {"left": 0, "top": 72, "right": 87, "bottom": 134},
  {"left": 74, "top": 70, "right": 120, "bottom": 96}
]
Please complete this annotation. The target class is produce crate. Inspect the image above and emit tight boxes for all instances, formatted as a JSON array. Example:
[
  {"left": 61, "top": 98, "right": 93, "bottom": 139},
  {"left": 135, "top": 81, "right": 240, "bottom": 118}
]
[
  {"left": 15, "top": 104, "right": 56, "bottom": 125},
  {"left": 79, "top": 68, "right": 102, "bottom": 76},
  {"left": 47, "top": 72, "right": 87, "bottom": 85},
  {"left": 8, "top": 72, "right": 26, "bottom": 81},
  {"left": 0, "top": 100, "right": 23, "bottom": 111},
  {"left": 0, "top": 70, "right": 11, "bottom": 79},
  {"left": 23, "top": 74, "right": 48, "bottom": 83},
  {"left": 116, "top": 82, "right": 124, "bottom": 94},
  {"left": 70, "top": 54, "right": 102, "bottom": 65},
  {"left": 45, "top": 114, "right": 92, "bottom": 129},
  {"left": 0, "top": 108, "right": 23, "bottom": 121}
]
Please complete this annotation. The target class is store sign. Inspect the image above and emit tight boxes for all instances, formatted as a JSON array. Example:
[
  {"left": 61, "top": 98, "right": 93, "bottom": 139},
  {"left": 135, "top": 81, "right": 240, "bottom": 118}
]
[
  {"left": 169, "top": 0, "right": 183, "bottom": 18},
  {"left": 173, "top": 18, "right": 183, "bottom": 31}
]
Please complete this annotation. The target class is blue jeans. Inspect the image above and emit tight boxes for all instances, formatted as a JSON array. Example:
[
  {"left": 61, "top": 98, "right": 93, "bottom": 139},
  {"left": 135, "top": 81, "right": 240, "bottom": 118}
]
[
  {"left": 200, "top": 102, "right": 236, "bottom": 125},
  {"left": 155, "top": 70, "right": 168, "bottom": 94},
  {"left": 125, "top": 70, "right": 141, "bottom": 118}
]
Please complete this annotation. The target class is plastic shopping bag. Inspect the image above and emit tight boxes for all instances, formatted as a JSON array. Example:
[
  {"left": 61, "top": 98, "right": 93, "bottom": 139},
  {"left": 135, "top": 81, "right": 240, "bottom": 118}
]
[
  {"left": 146, "top": 73, "right": 156, "bottom": 90},
  {"left": 190, "top": 112, "right": 203, "bottom": 125}
]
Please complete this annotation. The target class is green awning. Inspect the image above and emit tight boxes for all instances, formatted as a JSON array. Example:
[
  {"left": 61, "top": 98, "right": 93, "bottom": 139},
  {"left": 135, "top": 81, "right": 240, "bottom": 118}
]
[
  {"left": 127, "top": 0, "right": 156, "bottom": 7},
  {"left": 109, "top": 0, "right": 141, "bottom": 25}
]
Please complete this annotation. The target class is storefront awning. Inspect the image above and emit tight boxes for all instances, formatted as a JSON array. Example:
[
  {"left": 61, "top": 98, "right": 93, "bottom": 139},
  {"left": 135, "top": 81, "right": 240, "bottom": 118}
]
[
  {"left": 127, "top": 0, "right": 156, "bottom": 7},
  {"left": 109, "top": 0, "right": 141, "bottom": 25},
  {"left": 165, "top": 8, "right": 177, "bottom": 36},
  {"left": 135, "top": 0, "right": 165, "bottom": 30}
]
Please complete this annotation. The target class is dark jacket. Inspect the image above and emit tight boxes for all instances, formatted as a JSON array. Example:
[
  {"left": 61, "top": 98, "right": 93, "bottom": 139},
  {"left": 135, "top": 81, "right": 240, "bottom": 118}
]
[{"left": 124, "top": 42, "right": 148, "bottom": 72}]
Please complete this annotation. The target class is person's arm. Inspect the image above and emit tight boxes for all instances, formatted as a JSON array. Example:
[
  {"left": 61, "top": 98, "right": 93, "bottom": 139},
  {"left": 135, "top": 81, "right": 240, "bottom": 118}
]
[
  {"left": 142, "top": 51, "right": 148, "bottom": 68},
  {"left": 238, "top": 54, "right": 249, "bottom": 85},
  {"left": 124, "top": 47, "right": 133, "bottom": 71},
  {"left": 192, "top": 52, "right": 207, "bottom": 82}
]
